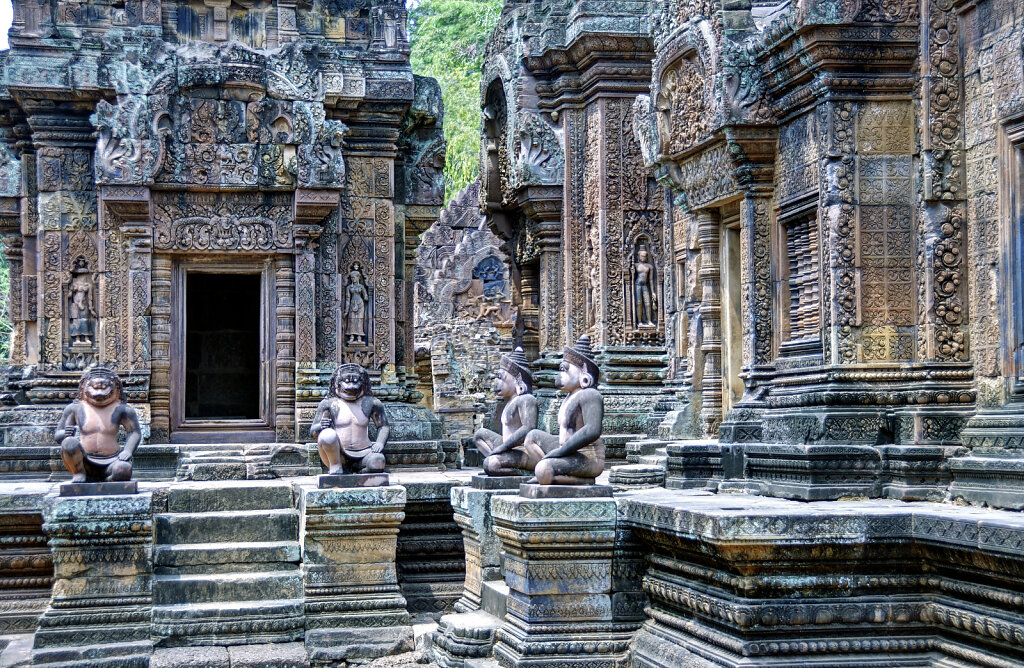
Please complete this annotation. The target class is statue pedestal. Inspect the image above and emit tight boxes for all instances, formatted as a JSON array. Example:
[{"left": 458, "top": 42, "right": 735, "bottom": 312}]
[
  {"left": 451, "top": 482, "right": 521, "bottom": 613},
  {"left": 32, "top": 492, "right": 154, "bottom": 667},
  {"left": 471, "top": 474, "right": 530, "bottom": 490},
  {"left": 490, "top": 492, "right": 630, "bottom": 668},
  {"left": 300, "top": 485, "right": 413, "bottom": 663},
  {"left": 318, "top": 472, "right": 389, "bottom": 488},
  {"left": 59, "top": 481, "right": 138, "bottom": 496}
]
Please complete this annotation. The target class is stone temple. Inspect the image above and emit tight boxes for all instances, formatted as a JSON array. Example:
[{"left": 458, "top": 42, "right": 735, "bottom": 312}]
[{"left": 2, "top": 0, "right": 1024, "bottom": 666}]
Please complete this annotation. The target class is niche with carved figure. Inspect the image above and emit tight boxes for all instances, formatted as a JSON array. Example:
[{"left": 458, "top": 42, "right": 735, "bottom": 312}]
[
  {"left": 65, "top": 255, "right": 98, "bottom": 370},
  {"left": 627, "top": 237, "right": 659, "bottom": 332}
]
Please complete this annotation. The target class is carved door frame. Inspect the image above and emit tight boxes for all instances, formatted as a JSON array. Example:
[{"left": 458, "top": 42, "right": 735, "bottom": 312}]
[{"left": 168, "top": 257, "right": 277, "bottom": 443}]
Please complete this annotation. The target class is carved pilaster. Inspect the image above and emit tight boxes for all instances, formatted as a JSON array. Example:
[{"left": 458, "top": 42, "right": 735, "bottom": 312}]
[
  {"left": 519, "top": 186, "right": 563, "bottom": 354},
  {"left": 150, "top": 255, "right": 171, "bottom": 442},
  {"left": 695, "top": 210, "right": 723, "bottom": 438},
  {"left": 276, "top": 255, "right": 296, "bottom": 442}
]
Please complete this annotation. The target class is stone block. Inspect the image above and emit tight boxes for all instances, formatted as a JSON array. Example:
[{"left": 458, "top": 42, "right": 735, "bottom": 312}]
[
  {"left": 490, "top": 494, "right": 630, "bottom": 667},
  {"left": 470, "top": 475, "right": 528, "bottom": 490},
  {"left": 32, "top": 493, "right": 154, "bottom": 666},
  {"left": 318, "top": 472, "right": 389, "bottom": 488},
  {"left": 452, "top": 484, "right": 520, "bottom": 612},
  {"left": 517, "top": 484, "right": 613, "bottom": 499},
  {"left": 150, "top": 646, "right": 229, "bottom": 668},
  {"left": 300, "top": 484, "right": 412, "bottom": 659},
  {"left": 430, "top": 611, "right": 502, "bottom": 668},
  {"left": 227, "top": 642, "right": 309, "bottom": 668},
  {"left": 166, "top": 482, "right": 293, "bottom": 513},
  {"left": 155, "top": 509, "right": 299, "bottom": 544},
  {"left": 305, "top": 626, "right": 414, "bottom": 663},
  {"left": 59, "top": 481, "right": 138, "bottom": 496}
]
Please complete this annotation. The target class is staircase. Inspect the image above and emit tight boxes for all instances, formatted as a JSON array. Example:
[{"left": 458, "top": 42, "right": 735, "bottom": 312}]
[{"left": 151, "top": 481, "right": 305, "bottom": 647}]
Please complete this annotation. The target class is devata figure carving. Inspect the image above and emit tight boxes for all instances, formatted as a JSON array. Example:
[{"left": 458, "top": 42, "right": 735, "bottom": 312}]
[
  {"left": 523, "top": 335, "right": 604, "bottom": 485},
  {"left": 474, "top": 347, "right": 539, "bottom": 476},
  {"left": 345, "top": 264, "right": 369, "bottom": 346},
  {"left": 68, "top": 256, "right": 97, "bottom": 347},
  {"left": 54, "top": 367, "right": 141, "bottom": 482},
  {"left": 634, "top": 247, "right": 657, "bottom": 327},
  {"left": 311, "top": 364, "right": 388, "bottom": 474}
]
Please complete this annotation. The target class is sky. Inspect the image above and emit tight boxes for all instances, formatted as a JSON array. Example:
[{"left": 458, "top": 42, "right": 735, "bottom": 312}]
[{"left": 0, "top": 0, "right": 9, "bottom": 50}]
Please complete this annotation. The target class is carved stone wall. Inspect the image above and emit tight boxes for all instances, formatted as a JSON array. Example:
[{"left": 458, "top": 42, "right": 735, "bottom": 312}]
[
  {"left": 0, "top": 0, "right": 442, "bottom": 457},
  {"left": 414, "top": 180, "right": 515, "bottom": 441},
  {"left": 480, "top": 2, "right": 666, "bottom": 440}
]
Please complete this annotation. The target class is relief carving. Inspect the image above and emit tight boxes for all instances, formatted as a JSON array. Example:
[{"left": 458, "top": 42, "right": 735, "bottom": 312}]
[
  {"left": 153, "top": 192, "right": 292, "bottom": 251},
  {"left": 516, "top": 111, "right": 564, "bottom": 186}
]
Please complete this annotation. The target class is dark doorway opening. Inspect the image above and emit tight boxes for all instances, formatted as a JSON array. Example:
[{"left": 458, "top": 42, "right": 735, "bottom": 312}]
[{"left": 185, "top": 273, "right": 261, "bottom": 420}]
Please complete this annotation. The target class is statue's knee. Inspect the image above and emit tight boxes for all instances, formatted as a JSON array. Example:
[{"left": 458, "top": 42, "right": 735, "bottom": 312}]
[
  {"left": 61, "top": 437, "right": 81, "bottom": 457},
  {"left": 364, "top": 453, "right": 386, "bottom": 472},
  {"left": 534, "top": 460, "right": 554, "bottom": 485},
  {"left": 483, "top": 455, "right": 499, "bottom": 475},
  {"left": 107, "top": 460, "right": 132, "bottom": 481},
  {"left": 317, "top": 428, "right": 338, "bottom": 448}
]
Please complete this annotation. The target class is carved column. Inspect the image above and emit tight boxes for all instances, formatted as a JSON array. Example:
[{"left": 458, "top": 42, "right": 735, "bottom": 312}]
[
  {"left": 150, "top": 255, "right": 171, "bottom": 441},
  {"left": 275, "top": 256, "right": 296, "bottom": 442},
  {"left": 696, "top": 209, "right": 723, "bottom": 438},
  {"left": 294, "top": 225, "right": 320, "bottom": 365},
  {"left": 519, "top": 186, "right": 563, "bottom": 355}
]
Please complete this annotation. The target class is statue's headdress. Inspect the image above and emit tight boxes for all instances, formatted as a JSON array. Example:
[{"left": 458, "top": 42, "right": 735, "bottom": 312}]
[
  {"left": 330, "top": 363, "right": 372, "bottom": 398},
  {"left": 77, "top": 366, "right": 125, "bottom": 403},
  {"left": 499, "top": 347, "right": 533, "bottom": 394},
  {"left": 563, "top": 334, "right": 600, "bottom": 385}
]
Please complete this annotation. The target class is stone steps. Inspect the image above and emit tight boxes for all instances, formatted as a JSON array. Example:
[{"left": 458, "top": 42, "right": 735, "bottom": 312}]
[
  {"left": 155, "top": 541, "right": 300, "bottom": 568},
  {"left": 155, "top": 509, "right": 299, "bottom": 544},
  {"left": 167, "top": 482, "right": 293, "bottom": 513},
  {"left": 151, "top": 482, "right": 303, "bottom": 649},
  {"left": 153, "top": 570, "right": 303, "bottom": 605}
]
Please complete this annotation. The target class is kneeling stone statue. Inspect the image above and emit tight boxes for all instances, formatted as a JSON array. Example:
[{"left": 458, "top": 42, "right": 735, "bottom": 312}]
[
  {"left": 524, "top": 335, "right": 604, "bottom": 485},
  {"left": 55, "top": 367, "right": 142, "bottom": 483},
  {"left": 311, "top": 363, "right": 388, "bottom": 475},
  {"left": 474, "top": 347, "right": 539, "bottom": 476}
]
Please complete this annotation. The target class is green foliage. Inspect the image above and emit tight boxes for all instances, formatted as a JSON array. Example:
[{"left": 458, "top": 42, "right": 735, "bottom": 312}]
[{"left": 409, "top": 0, "right": 502, "bottom": 203}]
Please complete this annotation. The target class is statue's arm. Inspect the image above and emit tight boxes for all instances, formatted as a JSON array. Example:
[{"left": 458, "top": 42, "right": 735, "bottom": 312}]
[
  {"left": 118, "top": 404, "right": 143, "bottom": 461},
  {"left": 497, "top": 396, "right": 538, "bottom": 453},
  {"left": 369, "top": 398, "right": 390, "bottom": 454},
  {"left": 543, "top": 390, "right": 603, "bottom": 459},
  {"left": 310, "top": 399, "right": 331, "bottom": 438},
  {"left": 54, "top": 403, "right": 78, "bottom": 443}
]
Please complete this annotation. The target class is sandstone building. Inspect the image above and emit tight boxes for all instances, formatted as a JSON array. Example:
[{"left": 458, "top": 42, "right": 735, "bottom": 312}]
[
  {"left": 2, "top": 0, "right": 1024, "bottom": 667},
  {"left": 0, "top": 0, "right": 445, "bottom": 464}
]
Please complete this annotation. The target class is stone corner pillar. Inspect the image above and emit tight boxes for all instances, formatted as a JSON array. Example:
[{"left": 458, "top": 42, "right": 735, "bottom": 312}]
[
  {"left": 490, "top": 493, "right": 630, "bottom": 668},
  {"left": 32, "top": 491, "right": 154, "bottom": 667},
  {"left": 451, "top": 482, "right": 521, "bottom": 613},
  {"left": 300, "top": 484, "right": 413, "bottom": 663}
]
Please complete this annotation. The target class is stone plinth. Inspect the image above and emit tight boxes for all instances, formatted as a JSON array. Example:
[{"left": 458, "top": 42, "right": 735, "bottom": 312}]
[
  {"left": 664, "top": 441, "right": 722, "bottom": 490},
  {"left": 32, "top": 492, "right": 154, "bottom": 667},
  {"left": 300, "top": 485, "right": 413, "bottom": 663},
  {"left": 318, "top": 473, "right": 390, "bottom": 488},
  {"left": 490, "top": 493, "right": 630, "bottom": 668},
  {"left": 452, "top": 483, "right": 521, "bottom": 613}
]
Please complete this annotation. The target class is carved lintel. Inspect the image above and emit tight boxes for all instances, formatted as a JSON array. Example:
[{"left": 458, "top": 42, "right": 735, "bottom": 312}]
[{"left": 294, "top": 188, "right": 340, "bottom": 225}]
